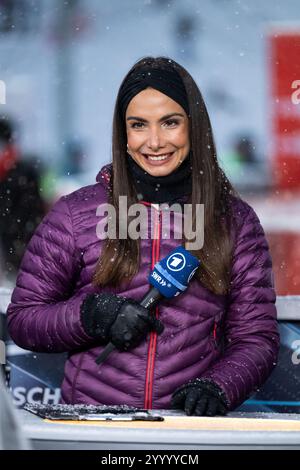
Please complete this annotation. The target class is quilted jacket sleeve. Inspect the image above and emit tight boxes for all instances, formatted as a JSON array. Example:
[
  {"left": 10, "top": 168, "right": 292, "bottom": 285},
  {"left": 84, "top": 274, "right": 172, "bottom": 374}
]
[
  {"left": 7, "top": 196, "right": 94, "bottom": 353},
  {"left": 200, "top": 202, "right": 280, "bottom": 410}
]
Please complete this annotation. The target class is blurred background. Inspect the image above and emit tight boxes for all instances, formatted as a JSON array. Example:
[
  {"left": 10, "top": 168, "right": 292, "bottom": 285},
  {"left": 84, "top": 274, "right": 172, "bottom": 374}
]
[{"left": 0, "top": 0, "right": 300, "bottom": 295}]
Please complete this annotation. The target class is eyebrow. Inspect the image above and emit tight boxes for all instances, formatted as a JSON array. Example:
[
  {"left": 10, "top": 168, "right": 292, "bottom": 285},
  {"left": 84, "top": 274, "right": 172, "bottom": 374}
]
[{"left": 126, "top": 112, "right": 185, "bottom": 122}]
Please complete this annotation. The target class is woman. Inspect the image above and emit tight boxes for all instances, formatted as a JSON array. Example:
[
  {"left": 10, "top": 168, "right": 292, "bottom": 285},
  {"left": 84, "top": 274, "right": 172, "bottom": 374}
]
[{"left": 7, "top": 57, "right": 279, "bottom": 416}]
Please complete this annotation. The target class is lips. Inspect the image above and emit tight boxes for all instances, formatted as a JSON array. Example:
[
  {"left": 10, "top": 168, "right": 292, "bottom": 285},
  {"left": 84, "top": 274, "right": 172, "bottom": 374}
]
[{"left": 142, "top": 152, "right": 174, "bottom": 164}]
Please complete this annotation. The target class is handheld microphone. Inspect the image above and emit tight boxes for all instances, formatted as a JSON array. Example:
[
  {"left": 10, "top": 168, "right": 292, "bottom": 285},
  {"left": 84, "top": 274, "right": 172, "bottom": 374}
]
[{"left": 95, "top": 246, "right": 200, "bottom": 365}]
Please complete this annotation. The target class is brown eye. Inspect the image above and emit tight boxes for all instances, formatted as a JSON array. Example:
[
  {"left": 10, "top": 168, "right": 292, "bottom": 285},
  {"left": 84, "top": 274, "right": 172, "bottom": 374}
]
[
  {"left": 164, "top": 119, "right": 179, "bottom": 127},
  {"left": 131, "top": 122, "right": 145, "bottom": 129}
]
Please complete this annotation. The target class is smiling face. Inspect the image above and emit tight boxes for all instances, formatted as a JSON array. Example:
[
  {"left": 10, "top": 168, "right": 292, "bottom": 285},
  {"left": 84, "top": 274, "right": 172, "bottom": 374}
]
[{"left": 125, "top": 87, "right": 190, "bottom": 177}]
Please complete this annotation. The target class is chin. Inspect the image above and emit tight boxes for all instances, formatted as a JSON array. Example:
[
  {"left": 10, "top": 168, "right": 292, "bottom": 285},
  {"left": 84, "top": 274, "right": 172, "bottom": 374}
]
[
  {"left": 146, "top": 167, "right": 174, "bottom": 177},
  {"left": 140, "top": 160, "right": 182, "bottom": 177}
]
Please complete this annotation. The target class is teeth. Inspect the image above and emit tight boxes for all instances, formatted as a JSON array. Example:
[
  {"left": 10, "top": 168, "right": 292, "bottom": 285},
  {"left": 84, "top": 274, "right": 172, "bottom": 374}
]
[{"left": 147, "top": 153, "right": 172, "bottom": 161}]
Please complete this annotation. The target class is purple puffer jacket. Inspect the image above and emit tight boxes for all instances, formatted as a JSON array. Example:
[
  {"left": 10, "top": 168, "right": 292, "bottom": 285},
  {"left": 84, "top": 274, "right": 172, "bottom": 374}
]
[{"left": 7, "top": 163, "right": 280, "bottom": 410}]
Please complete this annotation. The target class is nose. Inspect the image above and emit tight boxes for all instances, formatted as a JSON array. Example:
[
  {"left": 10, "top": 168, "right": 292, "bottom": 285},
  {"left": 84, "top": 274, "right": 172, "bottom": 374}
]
[{"left": 147, "top": 126, "right": 164, "bottom": 151}]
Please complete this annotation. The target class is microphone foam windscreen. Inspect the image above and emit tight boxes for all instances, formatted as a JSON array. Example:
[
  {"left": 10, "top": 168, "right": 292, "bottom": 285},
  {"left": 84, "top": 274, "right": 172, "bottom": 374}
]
[{"left": 148, "top": 246, "right": 200, "bottom": 298}]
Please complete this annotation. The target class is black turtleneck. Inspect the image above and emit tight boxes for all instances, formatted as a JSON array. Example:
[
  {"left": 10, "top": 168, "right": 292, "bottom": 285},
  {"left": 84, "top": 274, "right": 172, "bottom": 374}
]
[{"left": 127, "top": 153, "right": 192, "bottom": 204}]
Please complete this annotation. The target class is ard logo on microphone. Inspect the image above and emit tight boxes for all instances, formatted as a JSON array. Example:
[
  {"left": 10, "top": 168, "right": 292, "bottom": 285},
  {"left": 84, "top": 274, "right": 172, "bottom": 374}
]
[{"left": 167, "top": 252, "right": 186, "bottom": 271}]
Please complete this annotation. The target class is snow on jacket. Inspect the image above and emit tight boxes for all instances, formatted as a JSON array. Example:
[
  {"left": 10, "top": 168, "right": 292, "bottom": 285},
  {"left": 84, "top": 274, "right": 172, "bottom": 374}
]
[{"left": 7, "top": 163, "right": 280, "bottom": 410}]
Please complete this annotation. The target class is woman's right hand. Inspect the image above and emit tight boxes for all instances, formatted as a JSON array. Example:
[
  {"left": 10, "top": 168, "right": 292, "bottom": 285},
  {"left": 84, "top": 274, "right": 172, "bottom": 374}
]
[
  {"left": 110, "top": 300, "right": 164, "bottom": 351},
  {"left": 80, "top": 293, "right": 164, "bottom": 351}
]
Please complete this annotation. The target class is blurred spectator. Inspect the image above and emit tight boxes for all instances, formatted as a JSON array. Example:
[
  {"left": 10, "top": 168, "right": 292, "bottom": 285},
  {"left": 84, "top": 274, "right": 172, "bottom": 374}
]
[
  {"left": 0, "top": 117, "right": 46, "bottom": 283},
  {"left": 221, "top": 134, "right": 260, "bottom": 175},
  {"left": 235, "top": 136, "right": 258, "bottom": 165},
  {"left": 220, "top": 133, "right": 270, "bottom": 192},
  {"left": 0, "top": 117, "right": 19, "bottom": 182}
]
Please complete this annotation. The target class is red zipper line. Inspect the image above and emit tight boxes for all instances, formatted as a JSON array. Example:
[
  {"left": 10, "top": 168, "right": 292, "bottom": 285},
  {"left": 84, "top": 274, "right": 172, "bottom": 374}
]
[
  {"left": 144, "top": 205, "right": 156, "bottom": 409},
  {"left": 144, "top": 206, "right": 157, "bottom": 409},
  {"left": 147, "top": 211, "right": 160, "bottom": 408},
  {"left": 212, "top": 321, "right": 218, "bottom": 348},
  {"left": 150, "top": 210, "right": 161, "bottom": 407},
  {"left": 213, "top": 321, "right": 217, "bottom": 341},
  {"left": 144, "top": 206, "right": 161, "bottom": 409}
]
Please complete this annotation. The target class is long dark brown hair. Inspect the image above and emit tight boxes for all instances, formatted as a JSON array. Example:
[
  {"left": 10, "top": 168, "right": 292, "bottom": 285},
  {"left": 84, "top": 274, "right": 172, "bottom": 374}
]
[{"left": 93, "top": 56, "right": 239, "bottom": 295}]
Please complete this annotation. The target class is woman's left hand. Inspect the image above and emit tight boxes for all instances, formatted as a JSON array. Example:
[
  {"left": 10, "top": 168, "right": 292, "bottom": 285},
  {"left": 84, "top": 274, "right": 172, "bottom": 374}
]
[{"left": 170, "top": 379, "right": 228, "bottom": 416}]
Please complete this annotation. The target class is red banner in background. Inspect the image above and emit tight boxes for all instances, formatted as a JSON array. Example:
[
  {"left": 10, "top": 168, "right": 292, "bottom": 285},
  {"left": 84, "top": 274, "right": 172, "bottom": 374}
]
[{"left": 269, "top": 30, "right": 300, "bottom": 190}]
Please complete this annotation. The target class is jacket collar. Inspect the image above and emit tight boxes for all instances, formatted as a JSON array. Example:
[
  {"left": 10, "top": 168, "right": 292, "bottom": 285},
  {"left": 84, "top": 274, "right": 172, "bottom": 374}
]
[{"left": 96, "top": 163, "right": 112, "bottom": 189}]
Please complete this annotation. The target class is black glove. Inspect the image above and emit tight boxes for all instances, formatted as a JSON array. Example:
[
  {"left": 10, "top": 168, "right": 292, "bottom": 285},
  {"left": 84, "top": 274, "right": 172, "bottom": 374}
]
[
  {"left": 171, "top": 379, "right": 228, "bottom": 416},
  {"left": 80, "top": 292, "right": 164, "bottom": 351}
]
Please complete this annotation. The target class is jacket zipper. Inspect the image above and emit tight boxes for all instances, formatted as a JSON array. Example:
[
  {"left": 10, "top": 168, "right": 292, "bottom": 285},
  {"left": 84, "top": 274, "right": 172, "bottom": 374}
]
[
  {"left": 71, "top": 353, "right": 85, "bottom": 404},
  {"left": 212, "top": 321, "right": 218, "bottom": 348},
  {"left": 144, "top": 205, "right": 161, "bottom": 409}
]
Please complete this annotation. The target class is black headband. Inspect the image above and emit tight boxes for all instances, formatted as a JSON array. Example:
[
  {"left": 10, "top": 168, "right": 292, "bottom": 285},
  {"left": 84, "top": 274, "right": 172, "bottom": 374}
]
[{"left": 118, "top": 66, "right": 189, "bottom": 121}]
